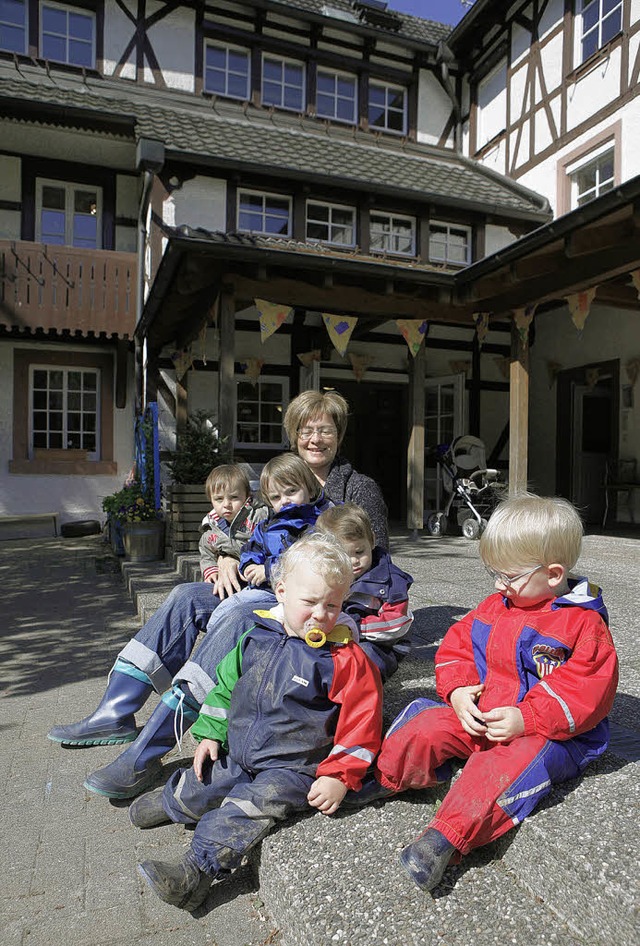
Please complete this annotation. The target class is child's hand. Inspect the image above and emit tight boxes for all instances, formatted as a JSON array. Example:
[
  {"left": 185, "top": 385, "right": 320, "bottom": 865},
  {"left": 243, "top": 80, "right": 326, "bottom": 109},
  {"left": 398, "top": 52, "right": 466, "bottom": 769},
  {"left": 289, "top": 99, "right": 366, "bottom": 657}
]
[
  {"left": 241, "top": 563, "right": 266, "bottom": 586},
  {"left": 193, "top": 739, "right": 221, "bottom": 782},
  {"left": 483, "top": 706, "right": 525, "bottom": 742},
  {"left": 450, "top": 684, "right": 486, "bottom": 737},
  {"left": 216, "top": 557, "right": 243, "bottom": 599},
  {"left": 307, "top": 776, "right": 347, "bottom": 815}
]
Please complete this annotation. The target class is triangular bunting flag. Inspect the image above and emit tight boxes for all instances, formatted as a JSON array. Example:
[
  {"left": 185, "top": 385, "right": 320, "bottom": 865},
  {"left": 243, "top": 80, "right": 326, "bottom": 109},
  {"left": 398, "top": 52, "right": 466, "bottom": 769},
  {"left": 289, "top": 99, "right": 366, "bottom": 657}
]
[
  {"left": 566, "top": 287, "right": 597, "bottom": 332},
  {"left": 241, "top": 357, "right": 264, "bottom": 384},
  {"left": 321, "top": 313, "right": 357, "bottom": 356},
  {"left": 297, "top": 349, "right": 322, "bottom": 368},
  {"left": 626, "top": 358, "right": 640, "bottom": 387},
  {"left": 396, "top": 319, "right": 428, "bottom": 357},
  {"left": 255, "top": 298, "right": 292, "bottom": 342},
  {"left": 512, "top": 304, "right": 537, "bottom": 344},
  {"left": 170, "top": 347, "right": 193, "bottom": 381},
  {"left": 631, "top": 270, "right": 640, "bottom": 300},
  {"left": 473, "top": 312, "right": 490, "bottom": 348},
  {"left": 348, "top": 352, "right": 374, "bottom": 382},
  {"left": 546, "top": 360, "right": 563, "bottom": 389}
]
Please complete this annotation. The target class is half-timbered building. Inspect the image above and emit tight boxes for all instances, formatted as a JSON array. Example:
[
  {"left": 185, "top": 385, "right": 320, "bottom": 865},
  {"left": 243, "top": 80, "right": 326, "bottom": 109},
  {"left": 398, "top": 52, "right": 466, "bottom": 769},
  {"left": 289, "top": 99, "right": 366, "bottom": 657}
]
[{"left": 0, "top": 0, "right": 638, "bottom": 532}]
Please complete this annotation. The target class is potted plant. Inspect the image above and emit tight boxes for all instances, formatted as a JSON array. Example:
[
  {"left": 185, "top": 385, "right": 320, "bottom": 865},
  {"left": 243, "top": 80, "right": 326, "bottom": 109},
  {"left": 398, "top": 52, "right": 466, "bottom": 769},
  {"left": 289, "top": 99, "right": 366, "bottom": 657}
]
[
  {"left": 166, "top": 411, "right": 229, "bottom": 552},
  {"left": 102, "top": 476, "right": 165, "bottom": 561}
]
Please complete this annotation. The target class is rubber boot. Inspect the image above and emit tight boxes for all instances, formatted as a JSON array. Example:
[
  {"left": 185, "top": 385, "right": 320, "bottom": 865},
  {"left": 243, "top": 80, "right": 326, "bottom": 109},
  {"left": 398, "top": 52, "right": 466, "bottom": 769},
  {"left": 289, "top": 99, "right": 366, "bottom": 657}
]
[
  {"left": 83, "top": 685, "right": 200, "bottom": 799},
  {"left": 47, "top": 661, "right": 153, "bottom": 746},
  {"left": 138, "top": 849, "right": 212, "bottom": 911},
  {"left": 129, "top": 787, "right": 171, "bottom": 829},
  {"left": 400, "top": 827, "right": 456, "bottom": 892},
  {"left": 341, "top": 772, "right": 394, "bottom": 807}
]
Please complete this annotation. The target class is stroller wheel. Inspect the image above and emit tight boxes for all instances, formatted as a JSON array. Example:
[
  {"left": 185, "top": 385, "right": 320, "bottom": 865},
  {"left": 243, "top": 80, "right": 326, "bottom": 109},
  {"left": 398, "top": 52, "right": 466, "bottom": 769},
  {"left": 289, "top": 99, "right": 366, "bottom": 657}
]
[
  {"left": 426, "top": 513, "right": 448, "bottom": 537},
  {"left": 462, "top": 518, "right": 481, "bottom": 540},
  {"left": 480, "top": 518, "right": 489, "bottom": 533}
]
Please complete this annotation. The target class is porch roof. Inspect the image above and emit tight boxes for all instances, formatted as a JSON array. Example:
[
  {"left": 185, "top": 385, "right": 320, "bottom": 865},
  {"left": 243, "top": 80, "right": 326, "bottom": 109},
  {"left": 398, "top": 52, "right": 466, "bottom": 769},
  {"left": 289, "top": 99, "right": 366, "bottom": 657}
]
[{"left": 139, "top": 174, "right": 640, "bottom": 351}]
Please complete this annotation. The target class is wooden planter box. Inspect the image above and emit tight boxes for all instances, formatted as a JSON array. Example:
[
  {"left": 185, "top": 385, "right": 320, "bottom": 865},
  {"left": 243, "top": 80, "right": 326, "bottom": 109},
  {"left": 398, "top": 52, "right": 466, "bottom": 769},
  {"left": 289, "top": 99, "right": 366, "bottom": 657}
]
[{"left": 167, "top": 484, "right": 209, "bottom": 552}]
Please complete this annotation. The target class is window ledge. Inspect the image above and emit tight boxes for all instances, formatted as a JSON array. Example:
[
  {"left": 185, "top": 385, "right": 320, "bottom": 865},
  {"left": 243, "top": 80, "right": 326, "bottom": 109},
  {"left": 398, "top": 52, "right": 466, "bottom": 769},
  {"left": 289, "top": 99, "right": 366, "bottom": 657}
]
[
  {"left": 569, "top": 33, "right": 623, "bottom": 83},
  {"left": 9, "top": 459, "right": 117, "bottom": 475}
]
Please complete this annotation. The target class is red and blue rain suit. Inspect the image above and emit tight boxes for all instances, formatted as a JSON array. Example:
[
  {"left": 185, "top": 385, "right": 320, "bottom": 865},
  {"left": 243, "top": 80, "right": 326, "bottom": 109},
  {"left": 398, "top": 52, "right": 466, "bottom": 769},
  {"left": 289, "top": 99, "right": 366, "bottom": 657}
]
[
  {"left": 375, "top": 578, "right": 618, "bottom": 854},
  {"left": 161, "top": 605, "right": 383, "bottom": 876}
]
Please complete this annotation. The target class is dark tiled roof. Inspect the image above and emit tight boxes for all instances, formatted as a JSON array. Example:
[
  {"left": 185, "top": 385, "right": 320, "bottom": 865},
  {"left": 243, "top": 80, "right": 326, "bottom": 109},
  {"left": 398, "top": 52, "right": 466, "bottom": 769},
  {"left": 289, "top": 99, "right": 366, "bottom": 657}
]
[
  {"left": 0, "top": 70, "right": 549, "bottom": 220},
  {"left": 267, "top": 0, "right": 453, "bottom": 45}
]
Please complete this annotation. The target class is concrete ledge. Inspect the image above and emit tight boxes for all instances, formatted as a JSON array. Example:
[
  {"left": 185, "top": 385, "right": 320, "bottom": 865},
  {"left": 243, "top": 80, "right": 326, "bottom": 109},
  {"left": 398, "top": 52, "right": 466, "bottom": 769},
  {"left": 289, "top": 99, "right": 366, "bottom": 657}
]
[{"left": 0, "top": 511, "right": 59, "bottom": 540}]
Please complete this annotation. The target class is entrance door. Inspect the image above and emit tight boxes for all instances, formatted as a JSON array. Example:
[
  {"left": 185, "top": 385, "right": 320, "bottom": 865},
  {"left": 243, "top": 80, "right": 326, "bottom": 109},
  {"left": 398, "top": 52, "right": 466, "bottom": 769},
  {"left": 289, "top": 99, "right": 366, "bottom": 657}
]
[
  {"left": 334, "top": 381, "right": 408, "bottom": 522},
  {"left": 556, "top": 361, "right": 619, "bottom": 524},
  {"left": 424, "top": 374, "right": 466, "bottom": 518}
]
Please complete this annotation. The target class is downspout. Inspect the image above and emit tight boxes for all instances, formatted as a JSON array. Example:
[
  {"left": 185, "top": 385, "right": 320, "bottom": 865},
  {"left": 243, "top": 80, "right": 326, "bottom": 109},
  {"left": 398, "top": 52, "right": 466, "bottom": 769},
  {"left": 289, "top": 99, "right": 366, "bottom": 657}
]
[
  {"left": 134, "top": 137, "right": 165, "bottom": 411},
  {"left": 436, "top": 41, "right": 462, "bottom": 152}
]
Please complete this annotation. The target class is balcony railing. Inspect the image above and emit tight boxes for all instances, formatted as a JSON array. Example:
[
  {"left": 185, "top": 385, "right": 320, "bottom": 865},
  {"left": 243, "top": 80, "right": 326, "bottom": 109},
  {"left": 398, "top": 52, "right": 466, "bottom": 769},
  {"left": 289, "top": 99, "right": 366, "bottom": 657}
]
[{"left": 0, "top": 240, "right": 137, "bottom": 338}]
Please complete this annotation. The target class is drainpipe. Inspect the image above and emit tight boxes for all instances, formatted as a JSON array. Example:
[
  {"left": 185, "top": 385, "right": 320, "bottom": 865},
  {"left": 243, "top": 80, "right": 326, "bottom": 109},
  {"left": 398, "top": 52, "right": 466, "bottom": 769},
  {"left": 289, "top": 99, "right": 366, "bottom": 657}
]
[
  {"left": 436, "top": 41, "right": 462, "bottom": 152},
  {"left": 134, "top": 138, "right": 165, "bottom": 411}
]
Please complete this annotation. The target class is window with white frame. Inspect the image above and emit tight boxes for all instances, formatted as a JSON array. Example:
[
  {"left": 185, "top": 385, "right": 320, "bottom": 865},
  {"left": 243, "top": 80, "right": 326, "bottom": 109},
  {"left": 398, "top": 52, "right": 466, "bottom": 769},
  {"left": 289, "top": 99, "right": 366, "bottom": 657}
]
[
  {"left": 316, "top": 68, "right": 357, "bottom": 124},
  {"left": 30, "top": 366, "right": 100, "bottom": 456},
  {"left": 370, "top": 211, "right": 415, "bottom": 256},
  {"left": 0, "top": 0, "right": 27, "bottom": 53},
  {"left": 477, "top": 59, "right": 507, "bottom": 150},
  {"left": 579, "top": 0, "right": 623, "bottom": 62},
  {"left": 306, "top": 201, "right": 356, "bottom": 246},
  {"left": 204, "top": 43, "right": 250, "bottom": 99},
  {"left": 429, "top": 222, "right": 472, "bottom": 266},
  {"left": 40, "top": 2, "right": 95, "bottom": 68},
  {"left": 236, "top": 377, "right": 288, "bottom": 447},
  {"left": 262, "top": 55, "right": 305, "bottom": 111},
  {"left": 237, "top": 190, "right": 292, "bottom": 237},
  {"left": 368, "top": 81, "right": 407, "bottom": 135},
  {"left": 567, "top": 144, "right": 615, "bottom": 207},
  {"left": 36, "top": 179, "right": 101, "bottom": 248}
]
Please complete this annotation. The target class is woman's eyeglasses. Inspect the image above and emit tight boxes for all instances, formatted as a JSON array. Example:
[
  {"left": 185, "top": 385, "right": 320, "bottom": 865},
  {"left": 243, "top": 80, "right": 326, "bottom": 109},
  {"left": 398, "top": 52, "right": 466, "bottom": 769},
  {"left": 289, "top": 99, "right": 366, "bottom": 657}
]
[
  {"left": 485, "top": 564, "right": 543, "bottom": 588},
  {"left": 298, "top": 426, "right": 337, "bottom": 441}
]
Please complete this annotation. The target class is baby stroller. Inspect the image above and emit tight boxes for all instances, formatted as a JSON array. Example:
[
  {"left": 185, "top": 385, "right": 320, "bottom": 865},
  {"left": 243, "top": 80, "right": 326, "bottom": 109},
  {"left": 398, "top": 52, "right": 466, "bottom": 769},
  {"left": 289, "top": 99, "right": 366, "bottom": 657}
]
[{"left": 426, "top": 435, "right": 506, "bottom": 539}]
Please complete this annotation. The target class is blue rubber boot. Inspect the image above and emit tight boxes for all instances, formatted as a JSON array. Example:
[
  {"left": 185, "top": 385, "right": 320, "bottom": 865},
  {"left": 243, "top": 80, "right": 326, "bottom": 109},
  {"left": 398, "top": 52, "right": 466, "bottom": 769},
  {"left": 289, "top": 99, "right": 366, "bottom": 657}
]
[
  {"left": 138, "top": 849, "right": 212, "bottom": 911},
  {"left": 400, "top": 828, "right": 456, "bottom": 892},
  {"left": 83, "top": 685, "right": 200, "bottom": 799},
  {"left": 47, "top": 661, "right": 153, "bottom": 746}
]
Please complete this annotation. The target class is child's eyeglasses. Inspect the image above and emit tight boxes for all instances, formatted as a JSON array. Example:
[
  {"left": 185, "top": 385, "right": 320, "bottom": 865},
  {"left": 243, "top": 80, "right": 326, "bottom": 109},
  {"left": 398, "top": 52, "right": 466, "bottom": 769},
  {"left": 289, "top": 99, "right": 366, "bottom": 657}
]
[
  {"left": 298, "top": 426, "right": 337, "bottom": 441},
  {"left": 485, "top": 564, "right": 543, "bottom": 588}
]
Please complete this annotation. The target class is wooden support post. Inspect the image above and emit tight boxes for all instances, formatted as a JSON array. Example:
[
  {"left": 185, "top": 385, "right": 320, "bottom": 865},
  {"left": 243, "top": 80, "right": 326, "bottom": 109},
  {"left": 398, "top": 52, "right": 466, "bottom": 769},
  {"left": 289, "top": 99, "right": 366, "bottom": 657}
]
[
  {"left": 407, "top": 343, "right": 426, "bottom": 532},
  {"left": 218, "top": 287, "right": 236, "bottom": 448},
  {"left": 509, "top": 318, "right": 530, "bottom": 495},
  {"left": 175, "top": 370, "right": 188, "bottom": 439}
]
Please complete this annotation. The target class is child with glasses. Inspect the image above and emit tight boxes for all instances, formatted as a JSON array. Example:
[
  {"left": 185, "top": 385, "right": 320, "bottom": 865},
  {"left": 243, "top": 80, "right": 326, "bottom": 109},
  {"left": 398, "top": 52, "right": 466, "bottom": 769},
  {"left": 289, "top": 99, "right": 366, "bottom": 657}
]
[{"left": 359, "top": 493, "right": 619, "bottom": 893}]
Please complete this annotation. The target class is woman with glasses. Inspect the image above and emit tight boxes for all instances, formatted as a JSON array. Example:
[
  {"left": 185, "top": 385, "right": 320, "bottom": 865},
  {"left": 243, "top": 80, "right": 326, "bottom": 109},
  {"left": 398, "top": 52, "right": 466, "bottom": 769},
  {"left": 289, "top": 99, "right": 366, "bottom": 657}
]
[{"left": 284, "top": 390, "right": 389, "bottom": 550}]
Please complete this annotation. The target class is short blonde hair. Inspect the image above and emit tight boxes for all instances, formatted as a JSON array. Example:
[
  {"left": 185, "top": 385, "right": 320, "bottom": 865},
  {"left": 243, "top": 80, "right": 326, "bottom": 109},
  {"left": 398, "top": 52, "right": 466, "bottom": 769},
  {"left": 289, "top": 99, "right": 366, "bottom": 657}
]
[
  {"left": 260, "top": 453, "right": 321, "bottom": 506},
  {"left": 271, "top": 531, "right": 353, "bottom": 591},
  {"left": 205, "top": 464, "right": 251, "bottom": 503},
  {"left": 315, "top": 503, "right": 375, "bottom": 547},
  {"left": 283, "top": 390, "right": 349, "bottom": 450},
  {"left": 479, "top": 493, "right": 583, "bottom": 572}
]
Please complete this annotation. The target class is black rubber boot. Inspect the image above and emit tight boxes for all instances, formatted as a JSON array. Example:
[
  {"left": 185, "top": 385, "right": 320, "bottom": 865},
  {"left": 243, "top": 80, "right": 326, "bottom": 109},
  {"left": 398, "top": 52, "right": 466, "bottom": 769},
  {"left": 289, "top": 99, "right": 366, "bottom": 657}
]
[
  {"left": 47, "top": 669, "right": 152, "bottom": 746},
  {"left": 137, "top": 850, "right": 212, "bottom": 911},
  {"left": 129, "top": 787, "right": 171, "bottom": 829},
  {"left": 83, "top": 685, "right": 200, "bottom": 799},
  {"left": 342, "top": 772, "right": 394, "bottom": 807},
  {"left": 400, "top": 828, "right": 456, "bottom": 892}
]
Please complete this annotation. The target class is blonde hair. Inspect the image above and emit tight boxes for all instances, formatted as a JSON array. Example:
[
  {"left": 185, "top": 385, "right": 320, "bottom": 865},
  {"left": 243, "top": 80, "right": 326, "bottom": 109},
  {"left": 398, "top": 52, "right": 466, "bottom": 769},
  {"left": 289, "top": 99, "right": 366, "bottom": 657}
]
[
  {"left": 271, "top": 531, "right": 353, "bottom": 591},
  {"left": 315, "top": 503, "right": 375, "bottom": 547},
  {"left": 283, "top": 390, "right": 349, "bottom": 449},
  {"left": 479, "top": 493, "right": 583, "bottom": 572},
  {"left": 260, "top": 453, "right": 321, "bottom": 506},
  {"left": 205, "top": 464, "right": 251, "bottom": 503}
]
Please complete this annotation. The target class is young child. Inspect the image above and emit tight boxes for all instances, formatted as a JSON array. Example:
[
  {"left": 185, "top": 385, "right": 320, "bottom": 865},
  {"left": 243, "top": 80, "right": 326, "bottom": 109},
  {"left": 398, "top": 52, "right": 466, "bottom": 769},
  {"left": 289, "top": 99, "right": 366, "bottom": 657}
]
[
  {"left": 70, "top": 452, "right": 336, "bottom": 801},
  {"left": 368, "top": 493, "right": 618, "bottom": 893},
  {"left": 129, "top": 532, "right": 383, "bottom": 911},
  {"left": 314, "top": 503, "right": 414, "bottom": 681},
  {"left": 199, "top": 464, "right": 268, "bottom": 589}
]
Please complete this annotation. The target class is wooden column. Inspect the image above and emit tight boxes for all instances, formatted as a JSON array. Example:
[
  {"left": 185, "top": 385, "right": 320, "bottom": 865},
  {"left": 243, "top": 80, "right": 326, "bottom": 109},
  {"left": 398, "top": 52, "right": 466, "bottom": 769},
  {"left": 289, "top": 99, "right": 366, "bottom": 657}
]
[
  {"left": 218, "top": 286, "right": 236, "bottom": 448},
  {"left": 509, "top": 318, "right": 530, "bottom": 495},
  {"left": 407, "top": 342, "right": 426, "bottom": 532}
]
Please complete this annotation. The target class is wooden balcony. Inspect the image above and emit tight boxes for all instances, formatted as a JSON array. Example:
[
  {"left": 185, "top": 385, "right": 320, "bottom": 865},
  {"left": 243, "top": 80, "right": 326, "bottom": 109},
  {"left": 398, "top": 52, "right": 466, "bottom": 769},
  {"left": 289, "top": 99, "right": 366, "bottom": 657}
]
[{"left": 0, "top": 240, "right": 137, "bottom": 338}]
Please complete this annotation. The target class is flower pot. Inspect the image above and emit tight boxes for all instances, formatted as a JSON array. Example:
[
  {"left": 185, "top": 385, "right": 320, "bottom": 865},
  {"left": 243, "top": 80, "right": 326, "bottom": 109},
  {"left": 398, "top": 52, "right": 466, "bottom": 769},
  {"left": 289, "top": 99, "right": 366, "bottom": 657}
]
[
  {"left": 109, "top": 517, "right": 126, "bottom": 556},
  {"left": 122, "top": 519, "right": 165, "bottom": 562}
]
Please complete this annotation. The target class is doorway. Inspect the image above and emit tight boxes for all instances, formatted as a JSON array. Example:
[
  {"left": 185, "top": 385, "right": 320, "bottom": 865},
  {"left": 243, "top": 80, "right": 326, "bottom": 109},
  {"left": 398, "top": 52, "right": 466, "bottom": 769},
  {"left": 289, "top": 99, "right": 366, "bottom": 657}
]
[
  {"left": 424, "top": 373, "right": 466, "bottom": 519},
  {"left": 556, "top": 360, "right": 619, "bottom": 524}
]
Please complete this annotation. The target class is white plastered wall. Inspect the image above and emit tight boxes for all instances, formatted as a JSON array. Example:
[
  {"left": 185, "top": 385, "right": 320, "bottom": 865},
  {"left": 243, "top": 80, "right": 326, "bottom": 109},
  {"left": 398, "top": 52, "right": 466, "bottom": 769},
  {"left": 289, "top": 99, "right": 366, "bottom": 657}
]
[
  {"left": 0, "top": 341, "right": 136, "bottom": 524},
  {"left": 416, "top": 70, "right": 455, "bottom": 148}
]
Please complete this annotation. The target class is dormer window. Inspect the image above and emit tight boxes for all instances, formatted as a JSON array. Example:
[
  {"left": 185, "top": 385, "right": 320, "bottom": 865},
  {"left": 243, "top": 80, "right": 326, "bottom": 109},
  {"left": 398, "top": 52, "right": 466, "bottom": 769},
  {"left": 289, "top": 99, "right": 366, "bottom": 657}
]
[{"left": 262, "top": 55, "right": 305, "bottom": 112}]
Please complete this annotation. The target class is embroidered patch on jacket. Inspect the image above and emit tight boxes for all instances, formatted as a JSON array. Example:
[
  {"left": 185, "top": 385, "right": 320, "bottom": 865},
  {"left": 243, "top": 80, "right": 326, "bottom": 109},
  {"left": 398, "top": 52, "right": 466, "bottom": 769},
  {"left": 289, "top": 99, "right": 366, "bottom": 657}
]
[
  {"left": 532, "top": 644, "right": 566, "bottom": 678},
  {"left": 292, "top": 675, "right": 309, "bottom": 687}
]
